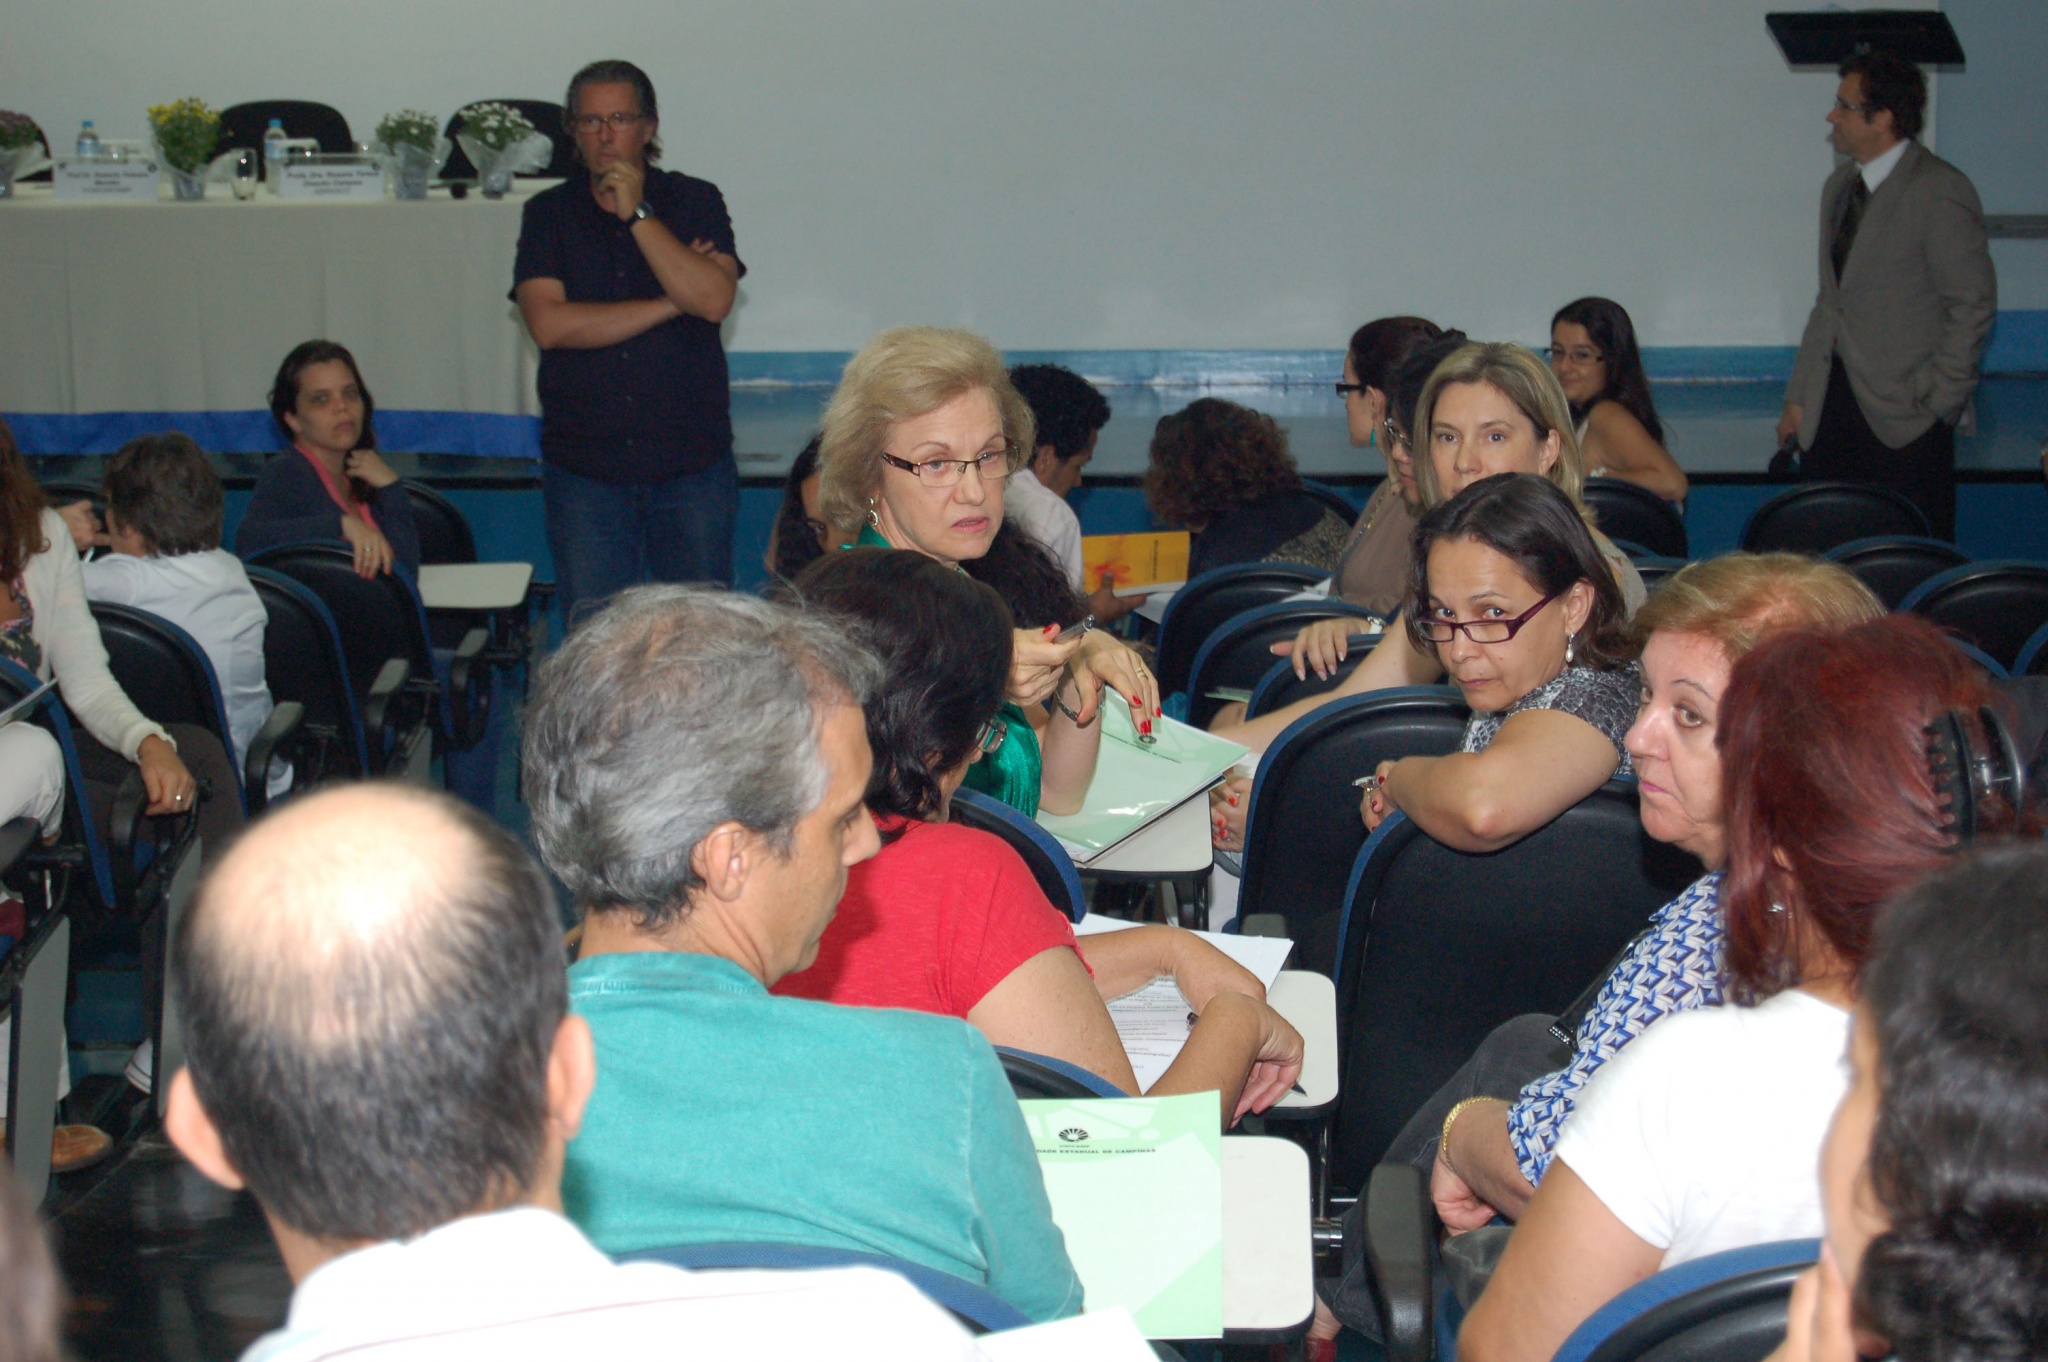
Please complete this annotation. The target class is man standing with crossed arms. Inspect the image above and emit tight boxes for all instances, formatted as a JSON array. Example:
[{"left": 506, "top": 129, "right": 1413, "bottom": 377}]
[{"left": 515, "top": 59, "right": 744, "bottom": 623}]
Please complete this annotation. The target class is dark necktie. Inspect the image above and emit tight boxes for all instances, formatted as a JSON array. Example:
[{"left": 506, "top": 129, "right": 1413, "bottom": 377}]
[{"left": 1831, "top": 174, "right": 1870, "bottom": 279}]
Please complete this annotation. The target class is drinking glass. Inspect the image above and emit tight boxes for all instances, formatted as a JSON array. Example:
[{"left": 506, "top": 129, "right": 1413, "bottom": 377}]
[{"left": 231, "top": 148, "right": 258, "bottom": 200}]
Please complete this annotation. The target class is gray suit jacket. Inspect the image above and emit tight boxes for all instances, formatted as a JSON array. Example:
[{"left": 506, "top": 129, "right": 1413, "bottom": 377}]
[{"left": 1787, "top": 141, "right": 1996, "bottom": 449}]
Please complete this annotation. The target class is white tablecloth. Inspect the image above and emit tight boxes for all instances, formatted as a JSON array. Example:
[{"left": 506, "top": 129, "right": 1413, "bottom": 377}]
[{"left": 0, "top": 181, "right": 545, "bottom": 420}]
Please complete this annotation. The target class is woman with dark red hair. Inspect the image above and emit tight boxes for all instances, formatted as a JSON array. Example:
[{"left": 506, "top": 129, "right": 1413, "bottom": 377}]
[{"left": 1458, "top": 614, "right": 2015, "bottom": 1362}]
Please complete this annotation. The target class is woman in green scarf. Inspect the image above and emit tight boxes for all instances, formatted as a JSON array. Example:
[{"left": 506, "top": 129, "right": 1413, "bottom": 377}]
[{"left": 816, "top": 327, "right": 1160, "bottom": 816}]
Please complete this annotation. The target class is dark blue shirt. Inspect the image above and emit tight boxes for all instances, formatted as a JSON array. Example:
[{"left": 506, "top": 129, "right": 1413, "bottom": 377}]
[{"left": 512, "top": 169, "right": 744, "bottom": 483}]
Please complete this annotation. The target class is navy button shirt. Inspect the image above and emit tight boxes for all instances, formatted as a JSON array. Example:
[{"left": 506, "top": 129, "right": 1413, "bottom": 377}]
[{"left": 513, "top": 168, "right": 744, "bottom": 483}]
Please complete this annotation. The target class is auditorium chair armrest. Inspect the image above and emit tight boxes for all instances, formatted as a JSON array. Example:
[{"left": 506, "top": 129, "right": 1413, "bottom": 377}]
[
  {"left": 244, "top": 702, "right": 304, "bottom": 815},
  {"left": 448, "top": 626, "right": 491, "bottom": 748},
  {"left": 362, "top": 657, "right": 413, "bottom": 741},
  {"left": 1367, "top": 1161, "right": 1436, "bottom": 1362},
  {"left": 448, "top": 626, "right": 489, "bottom": 695},
  {"left": 107, "top": 767, "right": 151, "bottom": 909}
]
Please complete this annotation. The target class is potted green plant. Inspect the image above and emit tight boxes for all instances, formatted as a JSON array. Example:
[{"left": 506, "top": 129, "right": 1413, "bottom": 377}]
[
  {"left": 454, "top": 102, "right": 544, "bottom": 199},
  {"left": 147, "top": 98, "right": 221, "bottom": 201},
  {"left": 0, "top": 110, "right": 50, "bottom": 199},
  {"left": 376, "top": 109, "right": 443, "bottom": 200}
]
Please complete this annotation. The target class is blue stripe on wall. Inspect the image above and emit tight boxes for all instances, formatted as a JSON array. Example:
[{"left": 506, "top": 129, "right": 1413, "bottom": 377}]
[{"left": 12, "top": 312, "right": 2041, "bottom": 459}]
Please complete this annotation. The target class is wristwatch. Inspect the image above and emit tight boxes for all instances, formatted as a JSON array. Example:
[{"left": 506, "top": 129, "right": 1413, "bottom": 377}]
[{"left": 631, "top": 201, "right": 652, "bottom": 222}]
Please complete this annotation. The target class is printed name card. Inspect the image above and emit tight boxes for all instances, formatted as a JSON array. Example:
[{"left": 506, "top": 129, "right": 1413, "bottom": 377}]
[
  {"left": 53, "top": 159, "right": 158, "bottom": 202},
  {"left": 277, "top": 161, "right": 386, "bottom": 201}
]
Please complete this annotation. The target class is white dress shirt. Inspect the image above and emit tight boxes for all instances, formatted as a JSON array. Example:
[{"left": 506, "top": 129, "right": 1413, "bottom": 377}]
[
  {"left": 1003, "top": 470, "right": 1085, "bottom": 590},
  {"left": 1859, "top": 137, "right": 1910, "bottom": 193},
  {"left": 240, "top": 1206, "right": 990, "bottom": 1362}
]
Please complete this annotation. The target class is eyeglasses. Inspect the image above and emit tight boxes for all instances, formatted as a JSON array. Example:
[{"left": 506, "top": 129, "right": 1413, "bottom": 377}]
[
  {"left": 1831, "top": 98, "right": 1875, "bottom": 117},
  {"left": 879, "top": 445, "right": 1017, "bottom": 487},
  {"left": 1334, "top": 382, "right": 1367, "bottom": 397},
  {"left": 804, "top": 517, "right": 833, "bottom": 541},
  {"left": 1546, "top": 344, "right": 1605, "bottom": 367},
  {"left": 1414, "top": 588, "right": 1563, "bottom": 644},
  {"left": 1381, "top": 418, "right": 1411, "bottom": 450},
  {"left": 571, "top": 112, "right": 649, "bottom": 133},
  {"left": 974, "top": 717, "right": 1008, "bottom": 756}
]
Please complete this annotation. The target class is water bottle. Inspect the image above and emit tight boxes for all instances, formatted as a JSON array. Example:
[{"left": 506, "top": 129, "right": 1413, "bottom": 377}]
[
  {"left": 263, "top": 119, "right": 288, "bottom": 190},
  {"left": 75, "top": 119, "right": 102, "bottom": 161}
]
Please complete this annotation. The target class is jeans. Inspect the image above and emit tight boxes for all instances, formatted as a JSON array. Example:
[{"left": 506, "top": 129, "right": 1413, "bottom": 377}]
[{"left": 543, "top": 457, "right": 738, "bottom": 629}]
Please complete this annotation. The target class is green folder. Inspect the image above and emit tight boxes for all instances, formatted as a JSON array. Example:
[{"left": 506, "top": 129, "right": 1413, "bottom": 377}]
[
  {"left": 1035, "top": 703, "right": 1248, "bottom": 857},
  {"left": 1019, "top": 1093, "right": 1223, "bottom": 1339}
]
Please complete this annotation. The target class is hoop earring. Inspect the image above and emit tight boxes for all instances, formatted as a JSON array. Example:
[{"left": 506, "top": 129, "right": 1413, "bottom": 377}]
[
  {"left": 865, "top": 496, "right": 880, "bottom": 530},
  {"left": 1564, "top": 631, "right": 1577, "bottom": 667}
]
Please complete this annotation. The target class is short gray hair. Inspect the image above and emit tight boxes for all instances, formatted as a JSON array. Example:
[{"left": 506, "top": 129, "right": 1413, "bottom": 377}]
[{"left": 522, "top": 586, "right": 880, "bottom": 929}]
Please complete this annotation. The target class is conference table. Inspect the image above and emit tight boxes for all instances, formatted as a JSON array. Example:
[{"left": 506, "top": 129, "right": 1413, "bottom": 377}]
[{"left": 0, "top": 181, "right": 545, "bottom": 438}]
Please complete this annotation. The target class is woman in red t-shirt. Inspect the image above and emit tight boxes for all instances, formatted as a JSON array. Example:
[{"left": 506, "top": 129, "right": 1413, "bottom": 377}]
[{"left": 776, "top": 547, "right": 1301, "bottom": 1124}]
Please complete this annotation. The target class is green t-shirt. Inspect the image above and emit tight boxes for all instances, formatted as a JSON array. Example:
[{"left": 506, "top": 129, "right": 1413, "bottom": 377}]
[{"left": 564, "top": 950, "right": 1084, "bottom": 1321}]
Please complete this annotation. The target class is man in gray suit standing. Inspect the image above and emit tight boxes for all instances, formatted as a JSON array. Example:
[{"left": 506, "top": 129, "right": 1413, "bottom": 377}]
[{"left": 1778, "top": 50, "right": 1995, "bottom": 540}]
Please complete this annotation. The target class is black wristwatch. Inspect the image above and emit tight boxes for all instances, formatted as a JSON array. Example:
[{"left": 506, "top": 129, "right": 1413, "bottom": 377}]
[{"left": 631, "top": 201, "right": 652, "bottom": 222}]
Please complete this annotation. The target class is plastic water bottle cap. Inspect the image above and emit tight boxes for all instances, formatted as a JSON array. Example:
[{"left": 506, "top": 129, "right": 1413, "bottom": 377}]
[
  {"left": 268, "top": 119, "right": 283, "bottom": 129},
  {"left": 82, "top": 120, "right": 93, "bottom": 128}
]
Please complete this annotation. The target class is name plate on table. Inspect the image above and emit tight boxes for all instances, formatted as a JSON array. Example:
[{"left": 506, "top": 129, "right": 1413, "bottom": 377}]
[
  {"left": 53, "top": 159, "right": 158, "bottom": 202},
  {"left": 277, "top": 160, "right": 385, "bottom": 201}
]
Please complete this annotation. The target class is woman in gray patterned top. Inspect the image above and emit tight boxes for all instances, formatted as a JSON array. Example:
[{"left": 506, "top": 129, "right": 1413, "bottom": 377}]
[{"left": 1359, "top": 473, "right": 1638, "bottom": 851}]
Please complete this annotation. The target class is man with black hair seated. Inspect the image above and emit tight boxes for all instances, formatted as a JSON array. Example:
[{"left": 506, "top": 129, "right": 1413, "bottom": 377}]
[
  {"left": 163, "top": 783, "right": 986, "bottom": 1360},
  {"left": 1005, "top": 363, "right": 1139, "bottom": 623}
]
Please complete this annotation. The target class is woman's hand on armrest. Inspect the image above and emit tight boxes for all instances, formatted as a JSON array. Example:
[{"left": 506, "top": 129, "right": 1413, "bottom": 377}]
[
  {"left": 1435, "top": 1098, "right": 1537, "bottom": 1226},
  {"left": 1270, "top": 615, "right": 1366, "bottom": 681}
]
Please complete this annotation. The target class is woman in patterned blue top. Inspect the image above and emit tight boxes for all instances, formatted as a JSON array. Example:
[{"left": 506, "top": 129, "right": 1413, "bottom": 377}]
[{"left": 1311, "top": 552, "right": 1883, "bottom": 1350}]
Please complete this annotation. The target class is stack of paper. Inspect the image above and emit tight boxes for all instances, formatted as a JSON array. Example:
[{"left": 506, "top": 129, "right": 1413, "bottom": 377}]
[{"left": 1019, "top": 1093, "right": 1223, "bottom": 1338}]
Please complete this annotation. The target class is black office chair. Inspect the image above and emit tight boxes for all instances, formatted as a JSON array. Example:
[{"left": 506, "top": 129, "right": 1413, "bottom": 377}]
[
  {"left": 245, "top": 566, "right": 408, "bottom": 784},
  {"left": 441, "top": 100, "right": 575, "bottom": 180},
  {"left": 1244, "top": 635, "right": 1383, "bottom": 718},
  {"left": 1631, "top": 556, "right": 1690, "bottom": 593},
  {"left": 1900, "top": 561, "right": 2048, "bottom": 673},
  {"left": 218, "top": 100, "right": 355, "bottom": 158},
  {"left": 14, "top": 119, "right": 51, "bottom": 182},
  {"left": 1184, "top": 600, "right": 1385, "bottom": 729},
  {"left": 0, "top": 660, "right": 202, "bottom": 1125},
  {"left": 2, "top": 820, "right": 67, "bottom": 1204},
  {"left": 2017, "top": 621, "right": 2048, "bottom": 679},
  {"left": 1556, "top": 1239, "right": 1818, "bottom": 1362},
  {"left": 1823, "top": 534, "right": 1970, "bottom": 610},
  {"left": 403, "top": 479, "right": 554, "bottom": 679},
  {"left": 1327, "top": 782, "right": 1701, "bottom": 1190},
  {"left": 1741, "top": 481, "right": 1930, "bottom": 553},
  {"left": 1155, "top": 562, "right": 1329, "bottom": 703},
  {"left": 87, "top": 602, "right": 303, "bottom": 817},
  {"left": 249, "top": 544, "right": 489, "bottom": 777},
  {"left": 1233, "top": 688, "right": 1468, "bottom": 956},
  {"left": 1301, "top": 479, "right": 1365, "bottom": 526},
  {"left": 949, "top": 788, "right": 1086, "bottom": 923},
  {"left": 996, "top": 1047, "right": 1125, "bottom": 1101},
  {"left": 1582, "top": 478, "right": 1688, "bottom": 559}
]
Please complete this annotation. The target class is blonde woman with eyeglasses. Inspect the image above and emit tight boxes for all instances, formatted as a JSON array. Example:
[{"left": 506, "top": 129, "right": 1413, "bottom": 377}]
[{"left": 815, "top": 326, "right": 1161, "bottom": 816}]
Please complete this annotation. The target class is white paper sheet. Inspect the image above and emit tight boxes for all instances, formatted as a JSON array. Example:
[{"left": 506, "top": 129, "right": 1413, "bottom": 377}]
[{"left": 1074, "top": 918, "right": 1296, "bottom": 1090}]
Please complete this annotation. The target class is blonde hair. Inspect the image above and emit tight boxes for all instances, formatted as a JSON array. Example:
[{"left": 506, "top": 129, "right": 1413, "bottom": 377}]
[
  {"left": 816, "top": 327, "right": 1035, "bottom": 530},
  {"left": 1633, "top": 552, "right": 1884, "bottom": 660},
  {"left": 1412, "top": 342, "right": 1584, "bottom": 510}
]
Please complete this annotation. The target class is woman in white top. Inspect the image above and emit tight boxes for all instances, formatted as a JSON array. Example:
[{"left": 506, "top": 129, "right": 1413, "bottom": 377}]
[{"left": 1458, "top": 613, "right": 2010, "bottom": 1362}]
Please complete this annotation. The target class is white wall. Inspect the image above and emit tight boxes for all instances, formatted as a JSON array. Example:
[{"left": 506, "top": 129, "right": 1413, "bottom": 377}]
[{"left": 0, "top": 1, "right": 1878, "bottom": 351}]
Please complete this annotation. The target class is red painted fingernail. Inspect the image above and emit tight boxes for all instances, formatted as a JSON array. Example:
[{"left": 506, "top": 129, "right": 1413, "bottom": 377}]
[
  {"left": 1228, "top": 794, "right": 1238, "bottom": 805},
  {"left": 1140, "top": 719, "right": 1153, "bottom": 734}
]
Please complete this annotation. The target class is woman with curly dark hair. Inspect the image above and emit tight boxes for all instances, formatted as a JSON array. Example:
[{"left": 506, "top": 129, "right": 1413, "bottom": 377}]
[
  {"left": 1549, "top": 297, "right": 1687, "bottom": 503},
  {"left": 1144, "top": 397, "right": 1352, "bottom": 578},
  {"left": 1767, "top": 844, "right": 2048, "bottom": 1362}
]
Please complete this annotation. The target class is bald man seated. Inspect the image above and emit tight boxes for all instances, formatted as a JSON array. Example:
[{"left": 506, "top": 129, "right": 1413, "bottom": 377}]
[{"left": 162, "top": 783, "right": 988, "bottom": 1361}]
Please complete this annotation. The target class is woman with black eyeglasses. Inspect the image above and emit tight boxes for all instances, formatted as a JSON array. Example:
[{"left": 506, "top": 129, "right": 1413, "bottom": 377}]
[
  {"left": 1357, "top": 473, "right": 1638, "bottom": 847},
  {"left": 1549, "top": 297, "right": 1687, "bottom": 504}
]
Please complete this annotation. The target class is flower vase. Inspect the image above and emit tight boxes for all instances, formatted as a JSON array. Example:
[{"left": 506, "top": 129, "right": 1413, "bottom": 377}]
[
  {"left": 480, "top": 167, "right": 513, "bottom": 199},
  {"left": 0, "top": 166, "right": 14, "bottom": 199},
  {"left": 168, "top": 166, "right": 206, "bottom": 201},
  {"left": 0, "top": 143, "right": 51, "bottom": 199},
  {"left": 389, "top": 142, "right": 434, "bottom": 200}
]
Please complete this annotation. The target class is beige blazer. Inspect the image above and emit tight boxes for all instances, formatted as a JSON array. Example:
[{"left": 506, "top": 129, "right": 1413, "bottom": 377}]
[{"left": 1787, "top": 141, "right": 1996, "bottom": 450}]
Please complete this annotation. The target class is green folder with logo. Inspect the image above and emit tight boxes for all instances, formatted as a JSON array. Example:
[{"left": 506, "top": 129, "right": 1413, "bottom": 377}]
[{"left": 1019, "top": 1093, "right": 1223, "bottom": 1338}]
